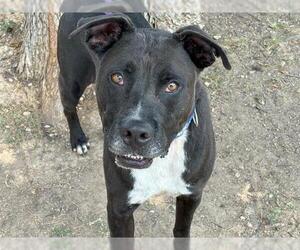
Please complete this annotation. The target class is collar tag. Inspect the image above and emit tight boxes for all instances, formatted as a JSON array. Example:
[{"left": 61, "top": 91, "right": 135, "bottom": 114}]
[{"left": 193, "top": 108, "right": 199, "bottom": 127}]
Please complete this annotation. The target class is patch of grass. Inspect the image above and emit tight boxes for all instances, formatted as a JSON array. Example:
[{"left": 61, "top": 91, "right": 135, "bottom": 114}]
[
  {"left": 51, "top": 226, "right": 73, "bottom": 237},
  {"left": 269, "top": 22, "right": 289, "bottom": 31},
  {"left": 267, "top": 207, "right": 282, "bottom": 225},
  {"left": 0, "top": 105, "right": 42, "bottom": 144},
  {"left": 0, "top": 19, "right": 17, "bottom": 33},
  {"left": 286, "top": 201, "right": 295, "bottom": 210},
  {"left": 263, "top": 36, "right": 281, "bottom": 52}
]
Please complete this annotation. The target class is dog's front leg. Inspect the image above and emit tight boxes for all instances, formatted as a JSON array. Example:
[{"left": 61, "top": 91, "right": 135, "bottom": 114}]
[
  {"left": 173, "top": 193, "right": 202, "bottom": 238},
  {"left": 107, "top": 197, "right": 139, "bottom": 237},
  {"left": 103, "top": 147, "right": 139, "bottom": 238}
]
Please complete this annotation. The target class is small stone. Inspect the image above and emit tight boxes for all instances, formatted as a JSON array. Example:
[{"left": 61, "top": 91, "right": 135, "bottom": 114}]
[
  {"left": 44, "top": 124, "right": 51, "bottom": 129},
  {"left": 214, "top": 35, "right": 222, "bottom": 40},
  {"left": 247, "top": 222, "right": 253, "bottom": 228},
  {"left": 235, "top": 172, "right": 241, "bottom": 178},
  {"left": 240, "top": 216, "right": 246, "bottom": 221},
  {"left": 204, "top": 81, "right": 211, "bottom": 87},
  {"left": 23, "top": 111, "right": 31, "bottom": 116},
  {"left": 8, "top": 78, "right": 13, "bottom": 83},
  {"left": 150, "top": 210, "right": 155, "bottom": 214},
  {"left": 254, "top": 96, "right": 266, "bottom": 106},
  {"left": 25, "top": 128, "right": 31, "bottom": 132}
]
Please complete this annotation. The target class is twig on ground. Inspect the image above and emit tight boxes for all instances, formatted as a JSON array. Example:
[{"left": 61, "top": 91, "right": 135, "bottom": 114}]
[{"left": 279, "top": 71, "right": 300, "bottom": 79}]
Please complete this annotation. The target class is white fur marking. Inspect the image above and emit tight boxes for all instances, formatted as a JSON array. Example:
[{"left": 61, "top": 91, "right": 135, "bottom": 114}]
[
  {"left": 128, "top": 102, "right": 142, "bottom": 120},
  {"left": 128, "top": 130, "right": 191, "bottom": 205}
]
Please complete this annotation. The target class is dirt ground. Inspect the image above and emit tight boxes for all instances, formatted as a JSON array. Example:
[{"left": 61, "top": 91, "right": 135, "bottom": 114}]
[{"left": 0, "top": 13, "right": 299, "bottom": 237}]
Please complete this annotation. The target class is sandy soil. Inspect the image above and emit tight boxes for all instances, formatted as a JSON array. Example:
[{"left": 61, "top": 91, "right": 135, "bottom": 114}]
[{"left": 0, "top": 13, "right": 299, "bottom": 237}]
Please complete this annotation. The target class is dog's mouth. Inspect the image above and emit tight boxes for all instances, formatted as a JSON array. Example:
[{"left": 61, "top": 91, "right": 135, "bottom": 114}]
[
  {"left": 108, "top": 139, "right": 168, "bottom": 170},
  {"left": 115, "top": 153, "right": 154, "bottom": 170}
]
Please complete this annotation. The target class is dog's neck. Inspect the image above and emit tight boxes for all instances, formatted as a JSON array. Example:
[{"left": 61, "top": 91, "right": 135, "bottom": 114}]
[{"left": 176, "top": 107, "right": 199, "bottom": 138}]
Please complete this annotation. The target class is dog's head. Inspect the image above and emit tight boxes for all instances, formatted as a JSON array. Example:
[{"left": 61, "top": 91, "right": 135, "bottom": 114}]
[{"left": 70, "top": 13, "right": 231, "bottom": 169}]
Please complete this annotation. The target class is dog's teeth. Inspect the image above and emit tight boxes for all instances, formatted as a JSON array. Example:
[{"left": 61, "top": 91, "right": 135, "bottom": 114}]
[{"left": 123, "top": 154, "right": 145, "bottom": 161}]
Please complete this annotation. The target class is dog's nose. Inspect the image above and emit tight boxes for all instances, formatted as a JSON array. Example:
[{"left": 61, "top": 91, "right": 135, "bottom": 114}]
[{"left": 120, "top": 120, "right": 154, "bottom": 147}]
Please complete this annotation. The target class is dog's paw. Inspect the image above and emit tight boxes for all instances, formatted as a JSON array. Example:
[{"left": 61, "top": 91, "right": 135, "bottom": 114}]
[
  {"left": 70, "top": 132, "right": 90, "bottom": 155},
  {"left": 72, "top": 142, "right": 90, "bottom": 155}
]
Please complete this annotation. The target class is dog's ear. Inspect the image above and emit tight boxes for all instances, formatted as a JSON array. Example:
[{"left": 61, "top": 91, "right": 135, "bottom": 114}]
[
  {"left": 69, "top": 13, "right": 135, "bottom": 53},
  {"left": 174, "top": 25, "right": 231, "bottom": 70}
]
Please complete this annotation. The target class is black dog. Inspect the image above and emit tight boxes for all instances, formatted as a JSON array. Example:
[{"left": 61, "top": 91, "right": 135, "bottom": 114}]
[{"left": 57, "top": 12, "right": 231, "bottom": 237}]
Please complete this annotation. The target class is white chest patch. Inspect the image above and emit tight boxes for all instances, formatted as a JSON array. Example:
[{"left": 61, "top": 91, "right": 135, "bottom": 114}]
[{"left": 128, "top": 130, "right": 191, "bottom": 205}]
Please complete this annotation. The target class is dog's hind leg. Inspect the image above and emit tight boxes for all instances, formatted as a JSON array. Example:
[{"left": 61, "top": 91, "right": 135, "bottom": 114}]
[{"left": 59, "top": 74, "right": 91, "bottom": 155}]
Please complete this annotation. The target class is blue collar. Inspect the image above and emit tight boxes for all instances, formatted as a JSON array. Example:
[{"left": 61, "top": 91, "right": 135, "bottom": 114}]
[{"left": 176, "top": 107, "right": 199, "bottom": 138}]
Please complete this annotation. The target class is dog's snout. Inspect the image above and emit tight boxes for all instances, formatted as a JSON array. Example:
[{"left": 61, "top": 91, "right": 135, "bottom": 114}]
[{"left": 120, "top": 120, "right": 154, "bottom": 147}]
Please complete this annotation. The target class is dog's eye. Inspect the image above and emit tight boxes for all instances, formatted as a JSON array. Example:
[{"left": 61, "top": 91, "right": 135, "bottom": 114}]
[
  {"left": 165, "top": 82, "right": 179, "bottom": 93},
  {"left": 111, "top": 73, "right": 124, "bottom": 85}
]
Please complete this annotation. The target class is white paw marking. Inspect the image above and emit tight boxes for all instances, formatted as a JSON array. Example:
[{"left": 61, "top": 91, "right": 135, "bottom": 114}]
[
  {"left": 82, "top": 145, "right": 88, "bottom": 154},
  {"left": 74, "top": 143, "right": 89, "bottom": 155},
  {"left": 76, "top": 145, "right": 83, "bottom": 155}
]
